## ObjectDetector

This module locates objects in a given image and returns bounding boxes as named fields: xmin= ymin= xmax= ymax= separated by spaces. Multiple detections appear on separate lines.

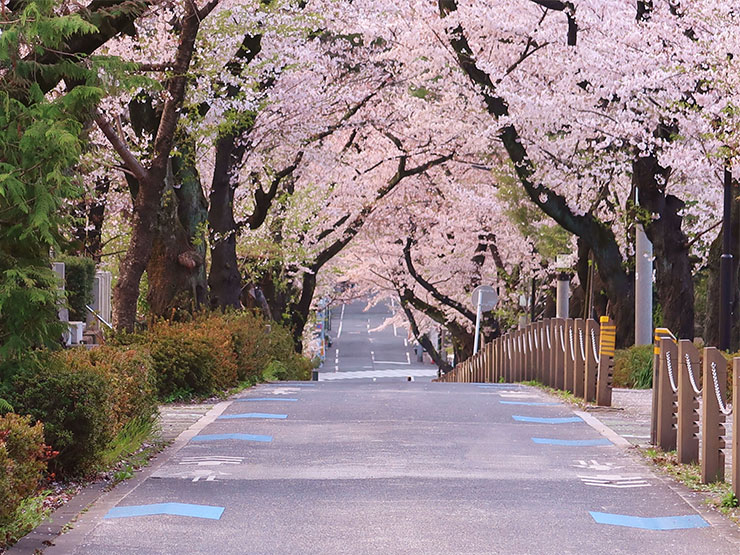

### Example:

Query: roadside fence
xmin=434 ymin=316 xmax=616 ymax=407
xmin=652 ymin=332 xmax=738 ymax=496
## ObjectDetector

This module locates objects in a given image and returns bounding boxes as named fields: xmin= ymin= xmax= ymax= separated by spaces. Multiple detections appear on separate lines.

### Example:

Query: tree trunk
xmin=208 ymin=134 xmax=244 ymax=310
xmin=73 ymin=176 xmax=110 ymax=262
xmin=113 ymin=170 xmax=165 ymax=331
xmin=633 ymin=156 xmax=694 ymax=339
xmin=399 ymin=296 xmax=452 ymax=373
xmin=704 ymin=196 xmax=740 ymax=349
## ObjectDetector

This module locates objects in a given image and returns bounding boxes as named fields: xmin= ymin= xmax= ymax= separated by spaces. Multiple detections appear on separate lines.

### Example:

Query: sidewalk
xmin=7 ymin=400 xmax=219 ymax=555
xmin=586 ymin=388 xmax=653 ymax=446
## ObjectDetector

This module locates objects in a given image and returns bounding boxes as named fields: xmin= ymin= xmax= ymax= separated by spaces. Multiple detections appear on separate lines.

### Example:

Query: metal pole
xmin=530 ymin=278 xmax=536 ymax=322
xmin=473 ymin=297 xmax=483 ymax=355
xmin=719 ymin=166 xmax=733 ymax=351
xmin=635 ymin=224 xmax=653 ymax=345
xmin=635 ymin=188 xmax=653 ymax=346
xmin=556 ymin=273 xmax=569 ymax=319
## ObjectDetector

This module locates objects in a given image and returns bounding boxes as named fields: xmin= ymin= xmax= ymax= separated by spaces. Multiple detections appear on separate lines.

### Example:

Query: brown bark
xmin=704 ymin=196 xmax=740 ymax=349
xmin=99 ymin=1 xmax=211 ymax=331
xmin=633 ymin=155 xmax=694 ymax=339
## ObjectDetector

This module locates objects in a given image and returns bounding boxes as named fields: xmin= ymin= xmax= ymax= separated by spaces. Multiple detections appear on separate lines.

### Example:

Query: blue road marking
xmin=105 ymin=503 xmax=224 ymax=520
xmin=513 ymin=416 xmax=583 ymax=424
xmin=531 ymin=437 xmax=612 ymax=446
xmin=235 ymin=398 xmax=298 ymax=402
xmin=191 ymin=433 xmax=273 ymax=442
xmin=589 ymin=511 xmax=709 ymax=530
xmin=500 ymin=401 xmax=561 ymax=406
xmin=218 ymin=413 xmax=287 ymax=419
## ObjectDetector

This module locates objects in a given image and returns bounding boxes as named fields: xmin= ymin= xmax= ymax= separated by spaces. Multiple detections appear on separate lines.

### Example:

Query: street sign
xmin=471 ymin=285 xmax=498 ymax=311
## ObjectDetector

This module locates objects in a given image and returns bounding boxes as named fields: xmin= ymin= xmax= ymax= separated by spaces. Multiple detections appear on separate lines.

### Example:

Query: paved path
xmin=44 ymin=381 xmax=739 ymax=554
xmin=34 ymin=301 xmax=740 ymax=554
xmin=320 ymin=300 xmax=438 ymax=381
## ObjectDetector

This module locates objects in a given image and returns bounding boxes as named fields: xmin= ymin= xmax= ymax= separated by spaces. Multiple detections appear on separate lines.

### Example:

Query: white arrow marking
xmin=572 ymin=459 xmax=624 ymax=471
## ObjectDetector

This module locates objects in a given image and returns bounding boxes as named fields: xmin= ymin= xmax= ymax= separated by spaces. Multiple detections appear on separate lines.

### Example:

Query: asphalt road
xmin=319 ymin=299 xmax=439 ymax=382
xmin=41 ymin=300 xmax=740 ymax=554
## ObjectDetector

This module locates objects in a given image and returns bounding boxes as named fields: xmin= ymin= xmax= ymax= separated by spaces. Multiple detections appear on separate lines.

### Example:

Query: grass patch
xmin=640 ymin=447 xmax=740 ymax=525
xmin=99 ymin=417 xmax=155 ymax=470
xmin=0 ymin=491 xmax=52 ymax=549
xmin=520 ymin=380 xmax=587 ymax=408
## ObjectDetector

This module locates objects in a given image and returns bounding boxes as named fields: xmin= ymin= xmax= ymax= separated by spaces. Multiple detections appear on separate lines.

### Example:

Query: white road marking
xmin=319 ymin=368 xmax=438 ymax=381
xmin=578 ymin=475 xmax=650 ymax=488
xmin=572 ymin=460 xmax=624 ymax=471
xmin=179 ymin=456 xmax=243 ymax=466
xmin=192 ymin=475 xmax=218 ymax=482
xmin=393 ymin=324 xmax=397 ymax=336
xmin=337 ymin=304 xmax=345 ymax=338
xmin=404 ymin=338 xmax=408 ymax=347
xmin=406 ymin=352 xmax=410 ymax=364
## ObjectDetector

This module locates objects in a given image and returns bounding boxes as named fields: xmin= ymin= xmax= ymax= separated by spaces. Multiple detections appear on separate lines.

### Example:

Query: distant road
xmin=320 ymin=299 xmax=438 ymax=381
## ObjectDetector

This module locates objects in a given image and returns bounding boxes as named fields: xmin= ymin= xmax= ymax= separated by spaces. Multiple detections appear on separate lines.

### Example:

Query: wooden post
xmin=517 ymin=330 xmax=524 ymax=381
xmin=677 ymin=340 xmax=700 ymax=464
xmin=542 ymin=319 xmax=551 ymax=386
xmin=656 ymin=338 xmax=678 ymax=452
xmin=525 ymin=326 xmax=533 ymax=381
xmin=584 ymin=318 xmax=599 ymax=402
xmin=595 ymin=316 xmax=615 ymax=406
xmin=548 ymin=319 xmax=557 ymax=388
xmin=550 ymin=318 xmax=564 ymax=389
xmin=701 ymin=347 xmax=727 ymax=484
xmin=563 ymin=318 xmax=576 ymax=393
xmin=651 ymin=327 xmax=675 ymax=445
xmin=573 ymin=319 xmax=586 ymax=399
xmin=732 ymin=358 xmax=739 ymax=498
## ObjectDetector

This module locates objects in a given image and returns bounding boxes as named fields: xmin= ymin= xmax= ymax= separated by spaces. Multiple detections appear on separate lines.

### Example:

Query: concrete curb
xmin=574 ymin=410 xmax=632 ymax=448
xmin=8 ymin=400 xmax=232 ymax=555
xmin=573 ymin=403 xmax=740 ymax=545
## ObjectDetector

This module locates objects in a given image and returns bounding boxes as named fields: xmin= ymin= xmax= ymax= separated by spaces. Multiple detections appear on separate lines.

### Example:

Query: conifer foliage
xmin=0 ymin=1 xmax=103 ymax=358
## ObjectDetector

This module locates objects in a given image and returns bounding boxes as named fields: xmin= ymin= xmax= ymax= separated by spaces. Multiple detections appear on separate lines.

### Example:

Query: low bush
xmin=613 ymin=344 xmax=653 ymax=389
xmin=56 ymin=255 xmax=96 ymax=321
xmin=10 ymin=346 xmax=158 ymax=477
xmin=56 ymin=346 xmax=158 ymax=434
xmin=147 ymin=322 xmax=220 ymax=401
xmin=11 ymin=355 xmax=113 ymax=477
xmin=0 ymin=413 xmax=50 ymax=525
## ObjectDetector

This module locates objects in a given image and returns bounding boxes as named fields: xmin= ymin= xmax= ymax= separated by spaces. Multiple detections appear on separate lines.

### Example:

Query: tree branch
xmin=93 ymin=109 xmax=148 ymax=182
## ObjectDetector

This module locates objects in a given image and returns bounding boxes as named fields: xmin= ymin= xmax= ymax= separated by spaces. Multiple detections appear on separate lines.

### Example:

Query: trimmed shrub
xmin=148 ymin=322 xmax=219 ymax=400
xmin=11 ymin=355 xmax=112 ymax=477
xmin=0 ymin=413 xmax=50 ymax=525
xmin=56 ymin=346 xmax=157 ymax=433
xmin=9 ymin=346 xmax=157 ymax=477
xmin=613 ymin=344 xmax=653 ymax=389
xmin=57 ymin=255 xmax=95 ymax=321
xmin=224 ymin=311 xmax=274 ymax=383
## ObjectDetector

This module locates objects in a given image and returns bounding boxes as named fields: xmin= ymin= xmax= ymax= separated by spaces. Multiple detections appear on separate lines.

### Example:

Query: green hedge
xmin=613 ymin=344 xmax=653 ymax=389
xmin=3 ymin=310 xmax=310 ymax=512
xmin=57 ymin=255 xmax=95 ymax=321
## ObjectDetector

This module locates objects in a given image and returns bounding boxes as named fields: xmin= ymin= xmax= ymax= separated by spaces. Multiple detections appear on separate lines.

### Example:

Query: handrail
xmin=86 ymin=305 xmax=113 ymax=330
